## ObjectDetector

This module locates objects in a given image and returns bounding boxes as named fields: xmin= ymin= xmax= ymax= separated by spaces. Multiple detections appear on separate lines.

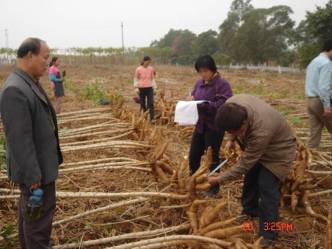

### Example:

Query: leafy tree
xmin=218 ymin=0 xmax=253 ymax=60
xmin=295 ymin=0 xmax=332 ymax=67
xmin=152 ymin=29 xmax=197 ymax=64
xmin=218 ymin=1 xmax=295 ymax=65
xmin=192 ymin=30 xmax=219 ymax=56
xmin=237 ymin=6 xmax=295 ymax=64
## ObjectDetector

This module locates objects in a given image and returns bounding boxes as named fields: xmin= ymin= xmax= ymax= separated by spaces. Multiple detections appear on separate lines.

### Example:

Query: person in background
xmin=189 ymin=55 xmax=233 ymax=195
xmin=134 ymin=56 xmax=157 ymax=121
xmin=48 ymin=56 xmax=65 ymax=114
xmin=305 ymin=40 xmax=332 ymax=149
xmin=208 ymin=94 xmax=296 ymax=247
xmin=0 ymin=38 xmax=63 ymax=249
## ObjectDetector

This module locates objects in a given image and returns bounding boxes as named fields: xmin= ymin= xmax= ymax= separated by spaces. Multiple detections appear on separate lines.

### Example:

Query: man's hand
xmin=30 ymin=182 xmax=41 ymax=190
xmin=323 ymin=107 xmax=332 ymax=117
xmin=208 ymin=174 xmax=221 ymax=186
xmin=225 ymin=140 xmax=236 ymax=151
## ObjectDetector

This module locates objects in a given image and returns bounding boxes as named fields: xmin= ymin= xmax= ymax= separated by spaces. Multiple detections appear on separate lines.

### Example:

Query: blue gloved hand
xmin=26 ymin=188 xmax=44 ymax=220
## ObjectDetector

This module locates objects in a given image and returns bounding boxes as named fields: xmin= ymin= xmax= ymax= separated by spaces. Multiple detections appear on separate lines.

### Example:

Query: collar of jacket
xmin=14 ymin=67 xmax=48 ymax=105
xmin=202 ymin=72 xmax=220 ymax=86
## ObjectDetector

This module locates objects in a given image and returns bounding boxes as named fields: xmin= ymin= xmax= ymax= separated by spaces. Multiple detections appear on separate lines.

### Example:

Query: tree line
xmin=150 ymin=0 xmax=332 ymax=68
xmin=1 ymin=0 xmax=331 ymax=68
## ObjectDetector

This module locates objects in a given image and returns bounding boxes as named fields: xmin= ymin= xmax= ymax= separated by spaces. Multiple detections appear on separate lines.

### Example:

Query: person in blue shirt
xmin=305 ymin=40 xmax=332 ymax=148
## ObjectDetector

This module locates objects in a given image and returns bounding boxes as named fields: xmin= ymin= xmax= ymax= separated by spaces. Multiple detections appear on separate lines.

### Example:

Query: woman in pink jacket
xmin=134 ymin=56 xmax=157 ymax=121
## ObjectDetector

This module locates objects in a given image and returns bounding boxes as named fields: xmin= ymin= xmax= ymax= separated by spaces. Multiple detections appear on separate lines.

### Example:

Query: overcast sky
xmin=0 ymin=0 xmax=329 ymax=49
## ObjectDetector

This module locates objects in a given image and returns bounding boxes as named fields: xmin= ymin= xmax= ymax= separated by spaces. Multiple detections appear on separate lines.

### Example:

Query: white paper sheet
xmin=174 ymin=100 xmax=205 ymax=126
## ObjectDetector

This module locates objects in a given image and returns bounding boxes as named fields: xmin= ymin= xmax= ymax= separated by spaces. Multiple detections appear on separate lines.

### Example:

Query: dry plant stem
xmin=53 ymin=198 xmax=148 ymax=226
xmin=58 ymin=115 xmax=113 ymax=124
xmin=53 ymin=224 xmax=190 ymax=249
xmin=59 ymin=121 xmax=112 ymax=135
xmin=60 ymin=164 xmax=151 ymax=174
xmin=325 ymin=208 xmax=332 ymax=249
xmin=3 ymin=198 xmax=149 ymax=241
xmin=0 ymin=191 xmax=189 ymax=200
xmin=60 ymin=131 xmax=134 ymax=146
xmin=57 ymin=107 xmax=110 ymax=117
xmin=61 ymin=157 xmax=139 ymax=167
xmin=308 ymin=190 xmax=332 ymax=197
xmin=306 ymin=170 xmax=332 ymax=175
xmin=60 ymin=129 xmax=133 ymax=140
xmin=103 ymin=235 xmax=233 ymax=249
xmin=106 ymin=241 xmax=184 ymax=249
xmin=61 ymin=140 xmax=151 ymax=152
xmin=303 ymin=190 xmax=328 ymax=223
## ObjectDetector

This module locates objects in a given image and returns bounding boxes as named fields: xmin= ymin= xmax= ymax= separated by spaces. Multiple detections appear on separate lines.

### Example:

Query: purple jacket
xmin=192 ymin=74 xmax=233 ymax=133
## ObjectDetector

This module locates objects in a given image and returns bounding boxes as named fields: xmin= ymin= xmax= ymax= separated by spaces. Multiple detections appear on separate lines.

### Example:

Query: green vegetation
xmin=295 ymin=0 xmax=332 ymax=67
xmin=0 ymin=136 xmax=6 ymax=171
xmin=150 ymin=0 xmax=332 ymax=67
xmin=0 ymin=224 xmax=15 ymax=239
xmin=81 ymin=83 xmax=107 ymax=104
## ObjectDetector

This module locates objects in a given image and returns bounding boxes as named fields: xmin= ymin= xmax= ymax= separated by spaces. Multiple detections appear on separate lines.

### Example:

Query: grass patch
xmin=0 ymin=136 xmax=6 ymax=171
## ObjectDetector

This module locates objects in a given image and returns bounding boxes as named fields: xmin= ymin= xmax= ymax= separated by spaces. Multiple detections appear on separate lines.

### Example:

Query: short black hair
xmin=17 ymin=38 xmax=45 ymax=58
xmin=143 ymin=56 xmax=151 ymax=61
xmin=141 ymin=56 xmax=152 ymax=65
xmin=195 ymin=55 xmax=217 ymax=73
xmin=322 ymin=40 xmax=332 ymax=52
xmin=215 ymin=103 xmax=248 ymax=131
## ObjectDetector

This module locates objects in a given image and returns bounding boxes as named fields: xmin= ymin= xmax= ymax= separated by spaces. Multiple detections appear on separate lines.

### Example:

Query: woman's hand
xmin=186 ymin=95 xmax=194 ymax=101
xmin=50 ymin=82 xmax=55 ymax=90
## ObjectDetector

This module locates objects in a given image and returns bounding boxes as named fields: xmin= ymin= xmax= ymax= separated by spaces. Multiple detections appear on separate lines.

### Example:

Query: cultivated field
xmin=0 ymin=64 xmax=331 ymax=249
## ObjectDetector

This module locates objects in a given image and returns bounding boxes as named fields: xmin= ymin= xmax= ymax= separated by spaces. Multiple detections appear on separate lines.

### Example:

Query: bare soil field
xmin=0 ymin=64 xmax=331 ymax=249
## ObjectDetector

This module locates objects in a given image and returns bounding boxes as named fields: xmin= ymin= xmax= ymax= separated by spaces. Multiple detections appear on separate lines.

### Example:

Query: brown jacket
xmin=219 ymin=94 xmax=296 ymax=183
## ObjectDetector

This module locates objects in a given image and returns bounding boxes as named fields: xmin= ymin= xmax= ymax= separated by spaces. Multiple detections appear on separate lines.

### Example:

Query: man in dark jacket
xmin=0 ymin=38 xmax=63 ymax=249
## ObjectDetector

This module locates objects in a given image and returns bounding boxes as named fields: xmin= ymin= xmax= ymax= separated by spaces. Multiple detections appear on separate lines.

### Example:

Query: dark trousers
xmin=189 ymin=129 xmax=224 ymax=174
xmin=19 ymin=182 xmax=56 ymax=249
xmin=242 ymin=163 xmax=280 ymax=240
xmin=139 ymin=87 xmax=154 ymax=120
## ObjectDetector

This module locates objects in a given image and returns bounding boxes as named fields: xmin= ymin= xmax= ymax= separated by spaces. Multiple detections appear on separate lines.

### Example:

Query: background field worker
xmin=305 ymin=40 xmax=332 ymax=148
xmin=0 ymin=38 xmax=63 ymax=249
xmin=208 ymin=94 xmax=296 ymax=247
xmin=134 ymin=56 xmax=157 ymax=122
xmin=48 ymin=56 xmax=66 ymax=114
xmin=189 ymin=55 xmax=233 ymax=196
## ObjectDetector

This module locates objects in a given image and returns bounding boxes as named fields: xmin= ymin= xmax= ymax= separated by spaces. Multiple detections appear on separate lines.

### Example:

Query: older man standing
xmin=0 ymin=38 xmax=63 ymax=249
xmin=305 ymin=40 xmax=332 ymax=148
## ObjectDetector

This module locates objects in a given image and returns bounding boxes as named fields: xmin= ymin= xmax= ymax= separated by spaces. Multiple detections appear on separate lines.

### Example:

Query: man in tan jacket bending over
xmin=208 ymin=94 xmax=296 ymax=247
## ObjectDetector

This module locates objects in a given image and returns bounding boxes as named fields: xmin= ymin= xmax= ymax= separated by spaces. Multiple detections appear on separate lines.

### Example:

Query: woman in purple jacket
xmin=190 ymin=55 xmax=233 ymax=195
